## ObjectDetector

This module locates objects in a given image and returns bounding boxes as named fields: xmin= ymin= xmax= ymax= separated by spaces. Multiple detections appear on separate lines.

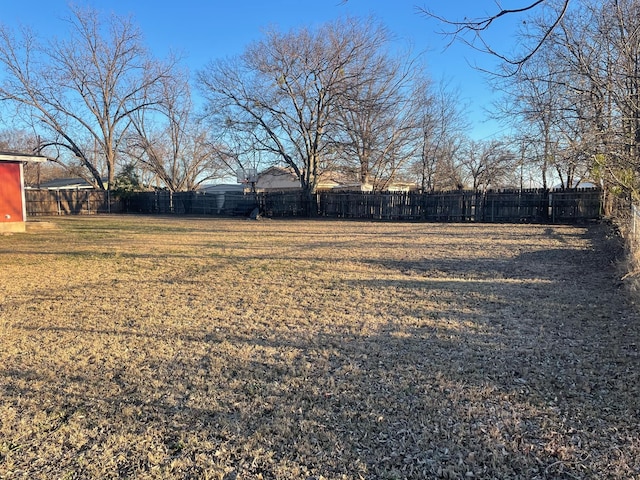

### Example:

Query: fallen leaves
xmin=0 ymin=217 xmax=639 ymax=479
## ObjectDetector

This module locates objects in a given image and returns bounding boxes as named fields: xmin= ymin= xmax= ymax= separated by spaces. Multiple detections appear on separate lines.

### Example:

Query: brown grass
xmin=1 ymin=216 xmax=639 ymax=479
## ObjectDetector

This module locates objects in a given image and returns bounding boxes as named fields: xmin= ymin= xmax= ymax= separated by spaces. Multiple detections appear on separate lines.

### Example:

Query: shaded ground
xmin=0 ymin=217 xmax=638 ymax=479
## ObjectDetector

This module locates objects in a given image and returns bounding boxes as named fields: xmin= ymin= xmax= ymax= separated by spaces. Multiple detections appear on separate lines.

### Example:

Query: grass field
xmin=1 ymin=216 xmax=639 ymax=479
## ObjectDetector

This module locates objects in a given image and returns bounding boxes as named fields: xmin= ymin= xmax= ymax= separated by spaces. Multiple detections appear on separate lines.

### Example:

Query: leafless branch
xmin=420 ymin=0 xmax=571 ymax=72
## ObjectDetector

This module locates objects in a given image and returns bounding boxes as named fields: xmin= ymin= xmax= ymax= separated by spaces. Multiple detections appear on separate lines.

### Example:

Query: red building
xmin=0 ymin=152 xmax=48 ymax=233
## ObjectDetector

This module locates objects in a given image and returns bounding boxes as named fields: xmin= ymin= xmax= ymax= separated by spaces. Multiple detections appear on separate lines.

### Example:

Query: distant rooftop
xmin=34 ymin=177 xmax=105 ymax=190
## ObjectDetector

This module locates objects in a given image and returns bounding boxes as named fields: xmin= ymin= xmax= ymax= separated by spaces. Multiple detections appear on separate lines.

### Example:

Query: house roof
xmin=0 ymin=151 xmax=48 ymax=163
xmin=552 ymin=181 xmax=598 ymax=189
xmin=258 ymin=166 xmax=297 ymax=178
xmin=256 ymin=166 xmax=343 ymax=188
xmin=198 ymin=183 xmax=245 ymax=193
xmin=35 ymin=177 xmax=105 ymax=190
xmin=254 ymin=166 xmax=418 ymax=191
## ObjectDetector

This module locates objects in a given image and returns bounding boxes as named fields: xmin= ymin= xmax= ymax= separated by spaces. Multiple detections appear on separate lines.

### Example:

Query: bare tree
xmin=411 ymin=79 xmax=469 ymax=192
xmin=0 ymin=128 xmax=56 ymax=186
xmin=334 ymin=49 xmax=423 ymax=191
xmin=197 ymin=17 xmax=395 ymax=200
xmin=497 ymin=51 xmax=562 ymax=189
xmin=0 ymin=5 xmax=178 ymax=190
xmin=126 ymin=72 xmax=228 ymax=191
xmin=458 ymin=139 xmax=515 ymax=191
xmin=503 ymin=0 xmax=640 ymax=197
xmin=587 ymin=0 xmax=640 ymax=196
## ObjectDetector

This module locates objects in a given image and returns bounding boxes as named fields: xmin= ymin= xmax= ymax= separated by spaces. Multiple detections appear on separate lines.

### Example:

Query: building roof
xmin=198 ymin=183 xmax=245 ymax=193
xmin=35 ymin=177 xmax=105 ymax=190
xmin=0 ymin=151 xmax=48 ymax=163
xmin=552 ymin=181 xmax=598 ymax=190
xmin=255 ymin=166 xmax=346 ymax=191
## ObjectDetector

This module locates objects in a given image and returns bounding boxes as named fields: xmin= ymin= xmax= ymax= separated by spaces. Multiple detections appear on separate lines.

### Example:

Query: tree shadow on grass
xmin=5 ymin=266 xmax=640 ymax=479
xmin=2 ymin=224 xmax=638 ymax=478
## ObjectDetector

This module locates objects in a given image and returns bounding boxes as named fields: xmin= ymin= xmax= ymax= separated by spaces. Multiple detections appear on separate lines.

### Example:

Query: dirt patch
xmin=1 ymin=216 xmax=638 ymax=479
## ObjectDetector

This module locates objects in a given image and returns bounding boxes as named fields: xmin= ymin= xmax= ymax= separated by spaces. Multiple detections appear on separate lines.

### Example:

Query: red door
xmin=0 ymin=162 xmax=24 ymax=222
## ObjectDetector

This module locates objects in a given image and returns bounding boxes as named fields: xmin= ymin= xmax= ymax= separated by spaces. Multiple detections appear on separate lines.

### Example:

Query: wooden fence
xmin=121 ymin=191 xmax=259 ymax=216
xmin=318 ymin=189 xmax=601 ymax=223
xmin=25 ymin=188 xmax=603 ymax=223
xmin=25 ymin=189 xmax=119 ymax=216
xmin=317 ymin=190 xmax=545 ymax=222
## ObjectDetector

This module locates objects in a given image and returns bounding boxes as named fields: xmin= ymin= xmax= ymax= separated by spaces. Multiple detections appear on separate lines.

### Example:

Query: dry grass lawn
xmin=1 ymin=216 xmax=639 ymax=479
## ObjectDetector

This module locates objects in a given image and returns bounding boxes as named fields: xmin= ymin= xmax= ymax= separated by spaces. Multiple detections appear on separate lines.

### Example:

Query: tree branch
xmin=420 ymin=0 xmax=571 ymax=72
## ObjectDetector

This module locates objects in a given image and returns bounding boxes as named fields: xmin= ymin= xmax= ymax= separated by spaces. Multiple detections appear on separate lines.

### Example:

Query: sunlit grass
xmin=0 ymin=216 xmax=638 ymax=479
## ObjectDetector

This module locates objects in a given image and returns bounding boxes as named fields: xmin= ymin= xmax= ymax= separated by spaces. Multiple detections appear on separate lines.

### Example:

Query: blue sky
xmin=1 ymin=0 xmax=523 ymax=140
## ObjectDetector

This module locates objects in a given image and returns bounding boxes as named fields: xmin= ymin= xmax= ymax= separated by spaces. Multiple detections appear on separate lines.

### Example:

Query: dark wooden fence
xmin=25 ymin=188 xmax=603 ymax=223
xmin=317 ymin=189 xmax=601 ymax=223
xmin=25 ymin=189 xmax=120 ymax=215
xmin=260 ymin=191 xmax=313 ymax=217
xmin=548 ymin=189 xmax=604 ymax=223
xmin=121 ymin=191 xmax=259 ymax=216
